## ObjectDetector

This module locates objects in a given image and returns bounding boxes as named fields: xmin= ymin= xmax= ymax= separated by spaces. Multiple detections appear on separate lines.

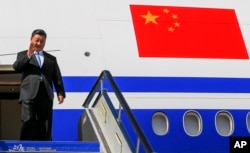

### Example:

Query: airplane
xmin=0 ymin=0 xmax=250 ymax=152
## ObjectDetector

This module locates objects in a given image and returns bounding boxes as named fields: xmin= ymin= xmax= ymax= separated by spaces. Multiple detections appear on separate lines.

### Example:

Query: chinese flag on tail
xmin=130 ymin=5 xmax=249 ymax=59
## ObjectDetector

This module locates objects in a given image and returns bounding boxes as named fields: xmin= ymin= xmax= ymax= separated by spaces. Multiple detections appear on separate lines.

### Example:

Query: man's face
xmin=30 ymin=34 xmax=46 ymax=51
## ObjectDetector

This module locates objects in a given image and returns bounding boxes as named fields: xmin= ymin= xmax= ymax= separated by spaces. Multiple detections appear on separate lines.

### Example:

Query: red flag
xmin=130 ymin=5 xmax=249 ymax=59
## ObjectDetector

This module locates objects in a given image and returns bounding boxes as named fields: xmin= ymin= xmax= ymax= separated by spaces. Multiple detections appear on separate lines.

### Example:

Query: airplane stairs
xmin=0 ymin=70 xmax=154 ymax=153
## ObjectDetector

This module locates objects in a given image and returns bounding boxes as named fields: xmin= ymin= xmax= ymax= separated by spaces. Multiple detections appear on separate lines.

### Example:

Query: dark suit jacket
xmin=13 ymin=50 xmax=66 ymax=102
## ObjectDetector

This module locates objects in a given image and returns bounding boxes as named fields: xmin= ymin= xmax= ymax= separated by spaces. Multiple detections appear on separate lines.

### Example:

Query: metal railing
xmin=82 ymin=70 xmax=154 ymax=153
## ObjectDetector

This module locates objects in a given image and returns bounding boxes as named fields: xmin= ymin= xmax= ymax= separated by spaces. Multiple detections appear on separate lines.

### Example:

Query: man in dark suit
xmin=13 ymin=29 xmax=66 ymax=140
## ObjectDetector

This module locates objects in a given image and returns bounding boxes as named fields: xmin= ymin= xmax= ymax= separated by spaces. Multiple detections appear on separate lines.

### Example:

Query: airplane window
xmin=215 ymin=111 xmax=234 ymax=136
xmin=152 ymin=112 xmax=169 ymax=136
xmin=246 ymin=112 xmax=250 ymax=133
xmin=183 ymin=111 xmax=202 ymax=136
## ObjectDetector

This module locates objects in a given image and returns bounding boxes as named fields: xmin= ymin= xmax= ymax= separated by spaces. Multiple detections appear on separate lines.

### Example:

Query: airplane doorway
xmin=0 ymin=65 xmax=21 ymax=140
xmin=0 ymin=99 xmax=21 ymax=140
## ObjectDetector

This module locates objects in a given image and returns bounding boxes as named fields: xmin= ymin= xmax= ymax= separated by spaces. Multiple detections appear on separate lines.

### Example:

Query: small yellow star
xmin=173 ymin=22 xmax=180 ymax=27
xmin=140 ymin=11 xmax=159 ymax=24
xmin=172 ymin=14 xmax=178 ymax=19
xmin=168 ymin=27 xmax=174 ymax=32
xmin=163 ymin=8 xmax=169 ymax=14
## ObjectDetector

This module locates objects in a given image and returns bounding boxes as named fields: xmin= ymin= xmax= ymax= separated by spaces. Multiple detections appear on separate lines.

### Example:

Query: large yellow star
xmin=140 ymin=11 xmax=159 ymax=24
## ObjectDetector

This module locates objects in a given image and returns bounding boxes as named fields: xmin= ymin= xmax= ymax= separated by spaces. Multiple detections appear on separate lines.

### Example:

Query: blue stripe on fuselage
xmin=62 ymin=76 xmax=250 ymax=93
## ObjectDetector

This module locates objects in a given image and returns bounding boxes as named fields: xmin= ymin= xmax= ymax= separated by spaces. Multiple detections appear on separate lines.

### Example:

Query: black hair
xmin=31 ymin=29 xmax=47 ymax=39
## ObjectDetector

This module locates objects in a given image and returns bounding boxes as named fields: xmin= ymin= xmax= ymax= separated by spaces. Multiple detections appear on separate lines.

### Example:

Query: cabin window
xmin=215 ymin=111 xmax=234 ymax=136
xmin=152 ymin=112 xmax=168 ymax=136
xmin=183 ymin=110 xmax=202 ymax=136
xmin=246 ymin=112 xmax=250 ymax=133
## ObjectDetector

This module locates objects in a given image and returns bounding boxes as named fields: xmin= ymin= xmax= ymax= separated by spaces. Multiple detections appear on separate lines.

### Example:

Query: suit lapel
xmin=29 ymin=54 xmax=40 ymax=67
xmin=42 ymin=52 xmax=49 ymax=70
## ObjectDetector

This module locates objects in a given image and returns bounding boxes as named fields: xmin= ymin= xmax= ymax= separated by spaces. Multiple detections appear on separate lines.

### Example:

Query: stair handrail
xmin=83 ymin=70 xmax=154 ymax=153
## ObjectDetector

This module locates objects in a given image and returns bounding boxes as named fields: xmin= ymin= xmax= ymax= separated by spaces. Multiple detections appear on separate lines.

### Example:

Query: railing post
xmin=100 ymin=79 xmax=103 ymax=93
xmin=117 ymin=104 xmax=122 ymax=122
xmin=136 ymin=137 xmax=140 ymax=153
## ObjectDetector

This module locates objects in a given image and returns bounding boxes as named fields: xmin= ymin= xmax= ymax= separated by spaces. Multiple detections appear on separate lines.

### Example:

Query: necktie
xmin=35 ymin=52 xmax=43 ymax=80
xmin=35 ymin=52 xmax=42 ymax=67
